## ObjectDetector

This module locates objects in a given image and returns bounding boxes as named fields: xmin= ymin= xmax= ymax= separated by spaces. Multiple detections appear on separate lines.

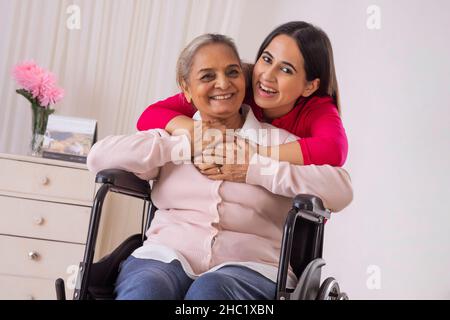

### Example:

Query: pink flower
xmin=12 ymin=60 xmax=43 ymax=95
xmin=39 ymin=85 xmax=65 ymax=106
xmin=12 ymin=60 xmax=64 ymax=107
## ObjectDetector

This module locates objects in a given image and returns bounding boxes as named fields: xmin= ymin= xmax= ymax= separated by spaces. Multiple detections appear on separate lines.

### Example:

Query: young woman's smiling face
xmin=252 ymin=34 xmax=316 ymax=119
xmin=183 ymin=43 xmax=246 ymax=121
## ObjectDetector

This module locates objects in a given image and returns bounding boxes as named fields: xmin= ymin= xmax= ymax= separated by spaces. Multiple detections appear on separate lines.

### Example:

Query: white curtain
xmin=0 ymin=0 xmax=247 ymax=155
xmin=0 ymin=0 xmax=250 ymax=258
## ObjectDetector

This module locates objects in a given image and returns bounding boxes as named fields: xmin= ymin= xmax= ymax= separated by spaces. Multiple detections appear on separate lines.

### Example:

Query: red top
xmin=137 ymin=93 xmax=348 ymax=166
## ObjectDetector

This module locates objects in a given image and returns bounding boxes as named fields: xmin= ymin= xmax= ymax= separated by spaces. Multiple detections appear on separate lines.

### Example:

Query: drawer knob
xmin=33 ymin=216 xmax=45 ymax=225
xmin=28 ymin=251 xmax=40 ymax=260
xmin=40 ymin=176 xmax=50 ymax=185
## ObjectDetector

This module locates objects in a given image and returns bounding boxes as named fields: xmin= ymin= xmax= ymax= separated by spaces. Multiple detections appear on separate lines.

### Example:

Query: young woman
xmin=136 ymin=21 xmax=348 ymax=171
xmin=87 ymin=34 xmax=353 ymax=300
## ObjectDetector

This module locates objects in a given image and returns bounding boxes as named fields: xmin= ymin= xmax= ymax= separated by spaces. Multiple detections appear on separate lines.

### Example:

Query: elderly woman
xmin=87 ymin=34 xmax=353 ymax=300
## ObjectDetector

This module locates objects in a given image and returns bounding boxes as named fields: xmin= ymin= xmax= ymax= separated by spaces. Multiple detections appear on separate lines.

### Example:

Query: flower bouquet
xmin=12 ymin=61 xmax=64 ymax=156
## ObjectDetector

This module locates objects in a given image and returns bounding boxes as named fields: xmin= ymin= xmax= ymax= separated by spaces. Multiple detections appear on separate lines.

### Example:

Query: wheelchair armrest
xmin=95 ymin=169 xmax=150 ymax=198
xmin=293 ymin=194 xmax=330 ymax=222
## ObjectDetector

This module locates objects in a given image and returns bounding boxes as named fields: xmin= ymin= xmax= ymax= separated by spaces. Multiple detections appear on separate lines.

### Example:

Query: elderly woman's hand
xmin=194 ymin=134 xmax=259 ymax=183
xmin=197 ymin=161 xmax=248 ymax=183
xmin=191 ymin=119 xmax=227 ymax=158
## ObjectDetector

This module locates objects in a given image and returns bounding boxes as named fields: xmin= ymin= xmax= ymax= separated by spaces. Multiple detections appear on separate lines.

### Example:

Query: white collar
xmin=193 ymin=104 xmax=261 ymax=140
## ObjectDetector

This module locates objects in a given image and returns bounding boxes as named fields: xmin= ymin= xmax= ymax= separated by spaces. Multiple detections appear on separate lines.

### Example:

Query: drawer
xmin=0 ymin=157 xmax=95 ymax=205
xmin=0 ymin=274 xmax=75 ymax=300
xmin=0 ymin=235 xmax=85 ymax=280
xmin=0 ymin=196 xmax=90 ymax=244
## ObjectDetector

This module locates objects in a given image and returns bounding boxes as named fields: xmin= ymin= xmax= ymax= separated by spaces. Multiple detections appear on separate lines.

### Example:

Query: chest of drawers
xmin=0 ymin=153 xmax=96 ymax=299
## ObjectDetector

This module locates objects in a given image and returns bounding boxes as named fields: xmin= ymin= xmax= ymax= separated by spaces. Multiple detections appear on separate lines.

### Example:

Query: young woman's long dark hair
xmin=256 ymin=21 xmax=341 ymax=113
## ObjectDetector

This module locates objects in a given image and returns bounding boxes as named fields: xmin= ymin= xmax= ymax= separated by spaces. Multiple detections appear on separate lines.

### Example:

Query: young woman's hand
xmin=194 ymin=134 xmax=259 ymax=183
xmin=191 ymin=120 xmax=227 ymax=158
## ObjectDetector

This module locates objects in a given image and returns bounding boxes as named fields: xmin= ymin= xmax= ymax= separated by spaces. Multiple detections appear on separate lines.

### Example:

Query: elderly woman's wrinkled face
xmin=182 ymin=43 xmax=245 ymax=121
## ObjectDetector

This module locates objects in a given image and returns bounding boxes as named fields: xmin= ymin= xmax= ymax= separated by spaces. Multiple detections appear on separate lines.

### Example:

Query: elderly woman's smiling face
xmin=182 ymin=43 xmax=246 ymax=122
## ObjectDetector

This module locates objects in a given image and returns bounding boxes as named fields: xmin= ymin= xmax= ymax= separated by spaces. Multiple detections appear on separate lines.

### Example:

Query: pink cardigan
xmin=87 ymin=107 xmax=353 ymax=285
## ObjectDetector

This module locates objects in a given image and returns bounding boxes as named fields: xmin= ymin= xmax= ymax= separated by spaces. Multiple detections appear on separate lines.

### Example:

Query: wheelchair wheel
xmin=317 ymin=277 xmax=340 ymax=300
xmin=337 ymin=292 xmax=349 ymax=300
xmin=291 ymin=258 xmax=326 ymax=300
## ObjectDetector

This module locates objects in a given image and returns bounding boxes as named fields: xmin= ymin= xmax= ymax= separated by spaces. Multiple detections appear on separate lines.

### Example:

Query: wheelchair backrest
xmin=290 ymin=218 xmax=324 ymax=279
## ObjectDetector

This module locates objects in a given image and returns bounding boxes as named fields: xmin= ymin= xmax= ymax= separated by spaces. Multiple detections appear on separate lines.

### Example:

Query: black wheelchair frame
xmin=55 ymin=169 xmax=348 ymax=300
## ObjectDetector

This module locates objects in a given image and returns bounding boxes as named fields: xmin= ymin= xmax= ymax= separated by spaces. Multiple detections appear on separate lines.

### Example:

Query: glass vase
xmin=30 ymin=103 xmax=54 ymax=157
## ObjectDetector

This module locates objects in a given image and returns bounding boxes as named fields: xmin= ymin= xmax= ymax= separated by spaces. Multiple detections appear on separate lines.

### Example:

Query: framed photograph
xmin=42 ymin=115 xmax=97 ymax=163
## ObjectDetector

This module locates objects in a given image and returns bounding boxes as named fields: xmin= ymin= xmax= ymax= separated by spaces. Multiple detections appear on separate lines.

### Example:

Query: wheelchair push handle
xmin=293 ymin=194 xmax=330 ymax=222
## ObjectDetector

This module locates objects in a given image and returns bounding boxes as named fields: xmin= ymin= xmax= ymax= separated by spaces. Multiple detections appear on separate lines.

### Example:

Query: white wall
xmin=260 ymin=0 xmax=450 ymax=299
xmin=1 ymin=0 xmax=449 ymax=299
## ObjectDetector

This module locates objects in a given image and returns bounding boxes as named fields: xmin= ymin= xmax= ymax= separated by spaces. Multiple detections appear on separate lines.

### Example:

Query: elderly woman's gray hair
xmin=176 ymin=33 xmax=242 ymax=88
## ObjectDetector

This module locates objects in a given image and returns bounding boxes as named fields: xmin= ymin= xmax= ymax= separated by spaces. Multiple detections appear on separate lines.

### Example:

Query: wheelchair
xmin=55 ymin=169 xmax=348 ymax=300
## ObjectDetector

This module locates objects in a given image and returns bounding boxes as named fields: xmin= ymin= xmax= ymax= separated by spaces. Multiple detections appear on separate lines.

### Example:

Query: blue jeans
xmin=114 ymin=256 xmax=276 ymax=300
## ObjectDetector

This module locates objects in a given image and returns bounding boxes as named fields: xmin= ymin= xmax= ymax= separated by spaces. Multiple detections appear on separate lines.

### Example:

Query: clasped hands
xmin=188 ymin=120 xmax=259 ymax=183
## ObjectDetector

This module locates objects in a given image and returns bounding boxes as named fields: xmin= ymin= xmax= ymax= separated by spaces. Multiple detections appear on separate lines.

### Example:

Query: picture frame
xmin=42 ymin=115 xmax=97 ymax=164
